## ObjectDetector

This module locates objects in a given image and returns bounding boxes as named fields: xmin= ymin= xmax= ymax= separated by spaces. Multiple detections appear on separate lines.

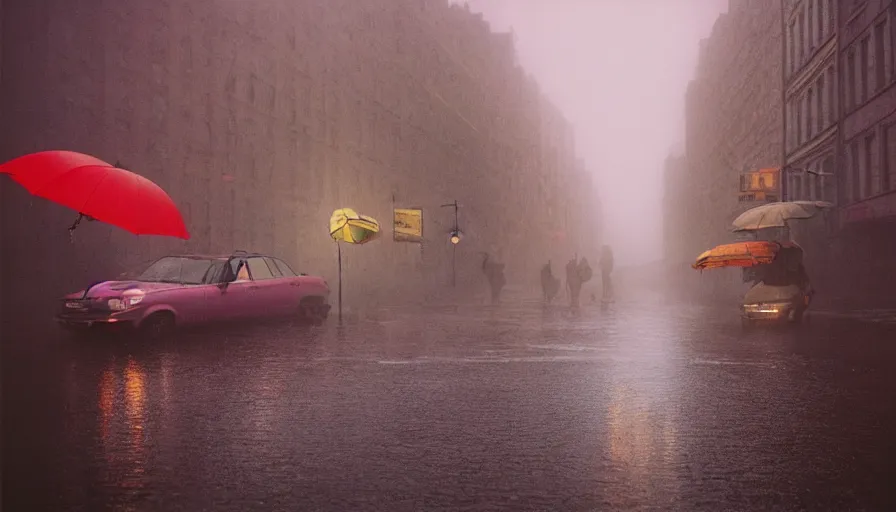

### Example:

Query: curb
xmin=810 ymin=309 xmax=896 ymax=326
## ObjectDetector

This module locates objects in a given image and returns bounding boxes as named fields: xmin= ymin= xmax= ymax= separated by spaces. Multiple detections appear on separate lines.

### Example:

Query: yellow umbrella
xmin=329 ymin=207 xmax=380 ymax=244
xmin=329 ymin=208 xmax=381 ymax=322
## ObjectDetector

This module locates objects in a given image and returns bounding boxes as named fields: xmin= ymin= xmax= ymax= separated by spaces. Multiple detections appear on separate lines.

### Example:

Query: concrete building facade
xmin=0 ymin=0 xmax=597 ymax=324
xmin=832 ymin=0 xmax=896 ymax=306
xmin=672 ymin=0 xmax=784 ymax=301
xmin=781 ymin=0 xmax=840 ymax=298
xmin=782 ymin=0 xmax=896 ymax=306
xmin=783 ymin=0 xmax=839 ymax=204
xmin=669 ymin=0 xmax=896 ymax=308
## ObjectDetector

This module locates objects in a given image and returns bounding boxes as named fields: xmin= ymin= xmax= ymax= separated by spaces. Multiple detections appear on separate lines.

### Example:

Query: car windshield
xmin=138 ymin=257 xmax=215 ymax=285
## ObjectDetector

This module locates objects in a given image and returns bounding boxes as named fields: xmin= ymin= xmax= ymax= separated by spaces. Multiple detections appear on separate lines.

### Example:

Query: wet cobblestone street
xmin=3 ymin=294 xmax=896 ymax=511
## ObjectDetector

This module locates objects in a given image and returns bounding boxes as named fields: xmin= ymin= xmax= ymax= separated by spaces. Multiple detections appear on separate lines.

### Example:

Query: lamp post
xmin=441 ymin=200 xmax=460 ymax=287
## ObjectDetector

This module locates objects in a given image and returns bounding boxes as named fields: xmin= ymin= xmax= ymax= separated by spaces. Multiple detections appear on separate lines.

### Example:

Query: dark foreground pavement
xmin=3 ymin=294 xmax=896 ymax=511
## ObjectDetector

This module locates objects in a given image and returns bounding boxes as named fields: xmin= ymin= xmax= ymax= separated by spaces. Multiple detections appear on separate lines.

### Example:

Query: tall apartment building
xmin=834 ymin=0 xmax=896 ymax=305
xmin=676 ymin=0 xmax=784 ymax=300
xmin=781 ymin=0 xmax=896 ymax=305
xmin=783 ymin=0 xmax=839 ymax=203
xmin=0 ymin=0 xmax=596 ymax=322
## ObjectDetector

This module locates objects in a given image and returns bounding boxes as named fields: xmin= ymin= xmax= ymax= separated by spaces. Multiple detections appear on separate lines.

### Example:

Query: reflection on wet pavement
xmin=3 ymin=296 xmax=896 ymax=510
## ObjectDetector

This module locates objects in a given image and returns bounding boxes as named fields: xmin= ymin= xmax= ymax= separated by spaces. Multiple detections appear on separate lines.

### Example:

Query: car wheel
xmin=60 ymin=324 xmax=92 ymax=341
xmin=140 ymin=312 xmax=176 ymax=341
xmin=298 ymin=297 xmax=327 ymax=325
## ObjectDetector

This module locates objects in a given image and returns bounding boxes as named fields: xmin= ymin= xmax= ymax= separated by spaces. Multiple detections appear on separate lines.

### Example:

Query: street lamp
xmin=441 ymin=200 xmax=460 ymax=287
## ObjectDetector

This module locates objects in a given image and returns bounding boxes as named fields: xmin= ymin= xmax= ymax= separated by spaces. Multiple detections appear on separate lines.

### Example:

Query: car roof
xmin=160 ymin=252 xmax=273 ymax=261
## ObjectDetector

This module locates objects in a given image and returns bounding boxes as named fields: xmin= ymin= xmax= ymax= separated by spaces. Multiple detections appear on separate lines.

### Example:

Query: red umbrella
xmin=0 ymin=150 xmax=190 ymax=239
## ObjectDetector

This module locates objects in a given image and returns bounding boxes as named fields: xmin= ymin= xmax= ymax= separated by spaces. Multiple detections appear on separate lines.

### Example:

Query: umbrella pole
xmin=338 ymin=242 xmax=343 ymax=324
xmin=68 ymin=213 xmax=85 ymax=243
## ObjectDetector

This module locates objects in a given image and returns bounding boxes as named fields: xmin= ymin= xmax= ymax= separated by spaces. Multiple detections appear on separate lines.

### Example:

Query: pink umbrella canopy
xmin=0 ymin=150 xmax=190 ymax=239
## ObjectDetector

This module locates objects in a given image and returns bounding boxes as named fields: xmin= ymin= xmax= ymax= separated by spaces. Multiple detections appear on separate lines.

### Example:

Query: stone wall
xmin=0 ymin=0 xmax=595 ymax=325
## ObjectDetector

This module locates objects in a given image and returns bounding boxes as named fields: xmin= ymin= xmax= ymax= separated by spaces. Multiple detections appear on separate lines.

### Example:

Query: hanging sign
xmin=393 ymin=208 xmax=423 ymax=242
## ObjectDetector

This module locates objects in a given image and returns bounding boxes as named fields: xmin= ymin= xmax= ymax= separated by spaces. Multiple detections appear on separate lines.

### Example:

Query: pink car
xmin=56 ymin=251 xmax=331 ymax=339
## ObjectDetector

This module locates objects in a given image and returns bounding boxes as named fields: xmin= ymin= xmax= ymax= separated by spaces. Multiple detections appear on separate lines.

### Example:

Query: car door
xmin=263 ymin=256 xmax=305 ymax=315
xmin=268 ymin=257 xmax=306 ymax=312
xmin=245 ymin=257 xmax=293 ymax=318
xmin=206 ymin=258 xmax=256 ymax=321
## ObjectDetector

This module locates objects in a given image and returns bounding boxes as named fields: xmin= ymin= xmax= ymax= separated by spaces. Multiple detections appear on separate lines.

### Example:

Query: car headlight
xmin=744 ymin=302 xmax=791 ymax=314
xmin=108 ymin=293 xmax=144 ymax=311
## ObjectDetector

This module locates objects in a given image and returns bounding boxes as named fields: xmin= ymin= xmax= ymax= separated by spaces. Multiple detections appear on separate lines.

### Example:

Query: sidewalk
xmin=810 ymin=308 xmax=896 ymax=326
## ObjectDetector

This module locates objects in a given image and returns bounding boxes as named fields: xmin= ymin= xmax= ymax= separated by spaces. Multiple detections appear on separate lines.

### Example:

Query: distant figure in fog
xmin=566 ymin=257 xmax=582 ymax=307
xmin=482 ymin=253 xmax=506 ymax=304
xmin=600 ymin=245 xmax=614 ymax=301
xmin=578 ymin=257 xmax=593 ymax=287
xmin=540 ymin=260 xmax=561 ymax=304
xmin=566 ymin=256 xmax=593 ymax=307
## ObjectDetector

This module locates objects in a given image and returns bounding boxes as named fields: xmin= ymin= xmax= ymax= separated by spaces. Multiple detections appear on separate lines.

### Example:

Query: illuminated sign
xmin=393 ymin=208 xmax=423 ymax=242
xmin=738 ymin=167 xmax=780 ymax=203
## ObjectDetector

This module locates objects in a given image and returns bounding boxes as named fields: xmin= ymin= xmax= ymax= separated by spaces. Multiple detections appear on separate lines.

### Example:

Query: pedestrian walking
xmin=566 ymin=257 xmax=583 ymax=307
xmin=482 ymin=253 xmax=506 ymax=304
xmin=540 ymin=260 xmax=561 ymax=304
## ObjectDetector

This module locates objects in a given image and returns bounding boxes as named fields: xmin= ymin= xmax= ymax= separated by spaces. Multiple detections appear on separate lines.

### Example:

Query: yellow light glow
xmin=450 ymin=235 xmax=460 ymax=244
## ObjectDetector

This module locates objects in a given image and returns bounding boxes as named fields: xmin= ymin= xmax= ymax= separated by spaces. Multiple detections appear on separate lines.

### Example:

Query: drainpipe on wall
xmin=780 ymin=0 xmax=789 ymax=203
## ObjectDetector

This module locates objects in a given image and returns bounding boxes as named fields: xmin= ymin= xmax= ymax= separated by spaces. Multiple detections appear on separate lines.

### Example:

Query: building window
xmin=796 ymin=96 xmax=803 ymax=145
xmin=847 ymin=49 xmax=857 ymax=109
xmin=788 ymin=21 xmax=797 ymax=75
xmin=849 ymin=140 xmax=860 ymax=203
xmin=816 ymin=0 xmax=824 ymax=42
xmin=864 ymin=132 xmax=877 ymax=198
xmin=821 ymin=156 xmax=836 ymax=203
xmin=812 ymin=163 xmax=822 ymax=200
xmin=860 ymin=36 xmax=870 ymax=104
xmin=806 ymin=88 xmax=815 ymax=139
xmin=798 ymin=11 xmax=806 ymax=62
xmin=808 ymin=1 xmax=816 ymax=49
xmin=885 ymin=124 xmax=896 ymax=192
xmin=816 ymin=75 xmax=825 ymax=132
xmin=827 ymin=0 xmax=840 ymax=34
xmin=827 ymin=67 xmax=836 ymax=122
xmin=875 ymin=21 xmax=886 ymax=92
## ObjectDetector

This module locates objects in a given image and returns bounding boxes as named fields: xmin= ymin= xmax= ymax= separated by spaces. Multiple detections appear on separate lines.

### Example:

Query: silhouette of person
xmin=482 ymin=253 xmax=506 ymax=304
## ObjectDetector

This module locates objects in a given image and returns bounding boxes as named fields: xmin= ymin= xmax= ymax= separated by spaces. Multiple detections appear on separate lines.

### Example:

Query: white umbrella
xmin=731 ymin=201 xmax=833 ymax=232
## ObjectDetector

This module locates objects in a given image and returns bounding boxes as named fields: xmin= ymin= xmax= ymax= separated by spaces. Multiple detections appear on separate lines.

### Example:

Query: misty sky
xmin=466 ymin=0 xmax=727 ymax=266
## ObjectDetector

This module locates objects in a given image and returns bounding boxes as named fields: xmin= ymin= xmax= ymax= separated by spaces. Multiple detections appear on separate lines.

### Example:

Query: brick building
xmin=0 ymin=0 xmax=597 ymax=324
xmin=671 ymin=0 xmax=784 ymax=301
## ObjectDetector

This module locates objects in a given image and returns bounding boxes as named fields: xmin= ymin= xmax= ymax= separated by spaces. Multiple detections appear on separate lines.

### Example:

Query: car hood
xmin=65 ymin=280 xmax=182 ymax=299
xmin=743 ymin=282 xmax=801 ymax=305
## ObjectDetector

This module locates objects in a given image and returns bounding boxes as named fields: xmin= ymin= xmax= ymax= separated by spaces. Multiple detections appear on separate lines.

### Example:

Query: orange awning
xmin=692 ymin=241 xmax=781 ymax=270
